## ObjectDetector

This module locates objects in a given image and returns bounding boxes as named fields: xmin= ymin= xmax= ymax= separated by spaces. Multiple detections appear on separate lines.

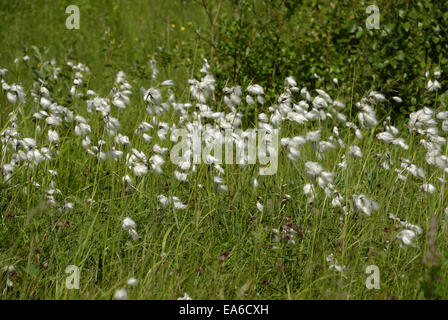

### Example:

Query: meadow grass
xmin=0 ymin=0 xmax=447 ymax=300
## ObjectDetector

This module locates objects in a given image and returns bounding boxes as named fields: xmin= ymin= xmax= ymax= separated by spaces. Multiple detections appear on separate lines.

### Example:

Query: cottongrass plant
xmin=0 ymin=55 xmax=447 ymax=299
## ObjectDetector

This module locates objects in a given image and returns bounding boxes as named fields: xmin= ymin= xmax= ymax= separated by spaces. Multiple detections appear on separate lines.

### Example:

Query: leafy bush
xmin=205 ymin=0 xmax=448 ymax=118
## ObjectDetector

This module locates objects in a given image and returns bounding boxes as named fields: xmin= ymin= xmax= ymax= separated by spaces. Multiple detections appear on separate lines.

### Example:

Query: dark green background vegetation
xmin=1 ymin=0 xmax=447 ymax=119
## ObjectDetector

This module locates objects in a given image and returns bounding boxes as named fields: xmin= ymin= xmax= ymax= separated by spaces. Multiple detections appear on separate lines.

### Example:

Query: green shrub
xmin=204 ymin=0 xmax=448 ymax=118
